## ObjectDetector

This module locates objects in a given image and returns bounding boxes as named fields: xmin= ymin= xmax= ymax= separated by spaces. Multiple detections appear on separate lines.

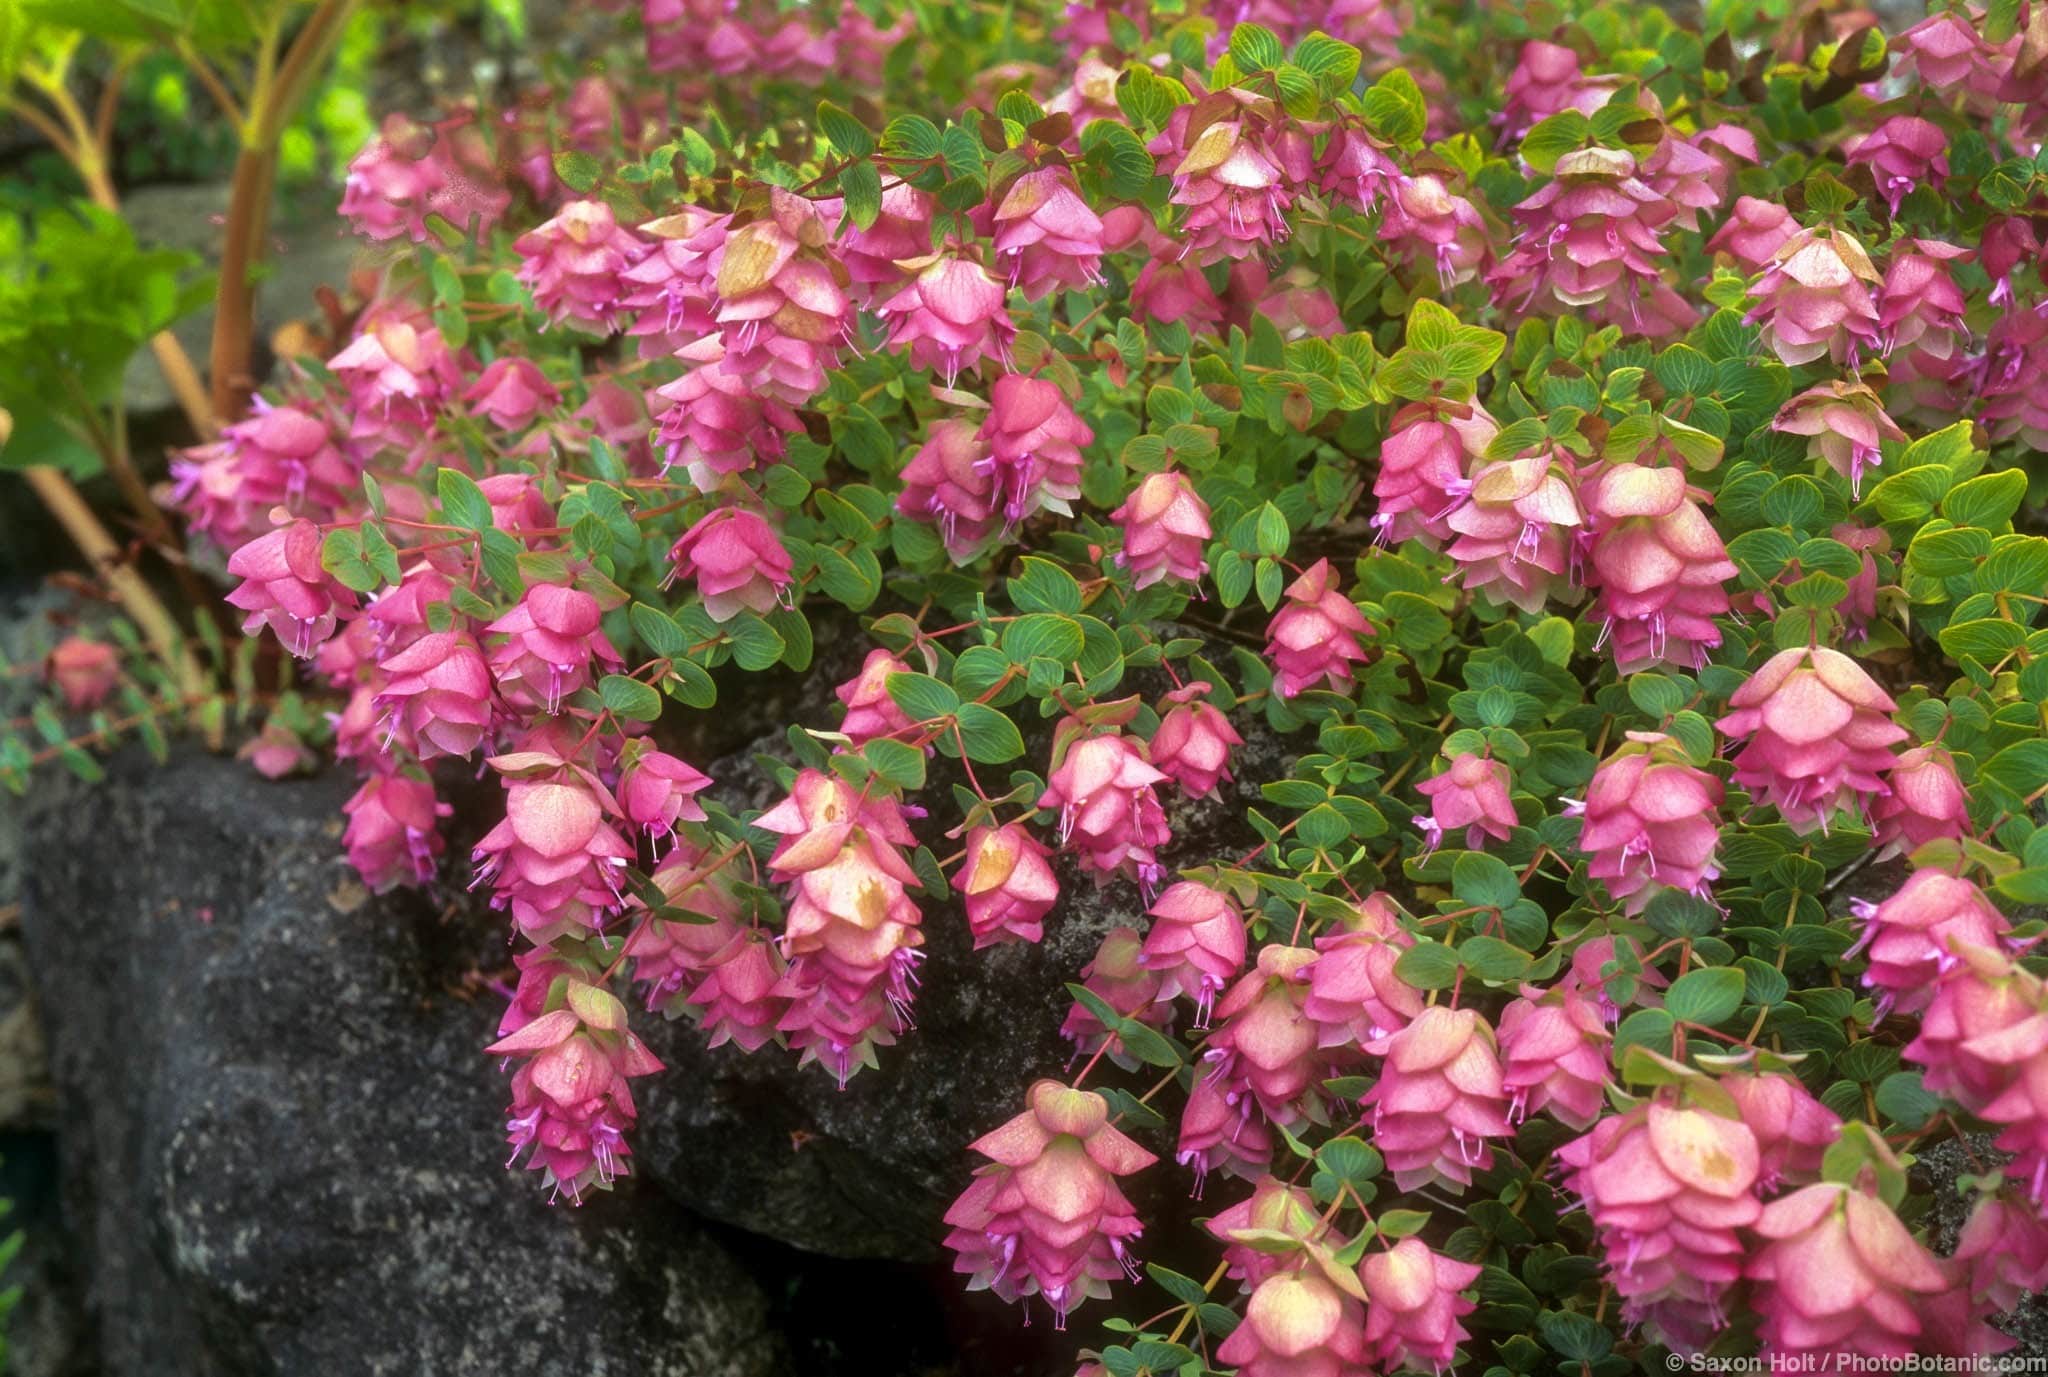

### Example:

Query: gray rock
xmin=18 ymin=747 xmax=783 ymax=1377
xmin=1913 ymin=1135 xmax=2048 ymax=1357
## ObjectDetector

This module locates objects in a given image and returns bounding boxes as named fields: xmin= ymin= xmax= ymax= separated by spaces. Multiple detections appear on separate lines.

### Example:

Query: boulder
xmin=20 ymin=748 xmax=784 ymax=1377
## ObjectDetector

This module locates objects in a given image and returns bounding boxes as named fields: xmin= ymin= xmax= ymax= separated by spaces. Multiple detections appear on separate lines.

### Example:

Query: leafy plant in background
xmin=7 ymin=0 xmax=2048 ymax=1371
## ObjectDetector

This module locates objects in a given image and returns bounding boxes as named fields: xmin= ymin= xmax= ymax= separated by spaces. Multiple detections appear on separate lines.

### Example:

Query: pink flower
xmin=1872 ymin=744 xmax=1971 ymax=859
xmin=874 ymin=249 xmax=1015 ymax=385
xmin=1176 ymin=1076 xmax=1273 ymax=1194
xmin=1370 ymin=403 xmax=1494 ymax=549
xmin=177 ymin=400 xmax=357 ymax=546
xmin=1062 ymin=926 xmax=1171 ymax=1070
xmin=1877 ymin=239 xmax=1970 ymax=359
xmin=1318 ymin=122 xmax=1401 ymax=215
xmin=834 ymin=183 xmax=935 ymax=302
xmin=1265 ymin=558 xmax=1373 ymax=698
xmin=1359 ymin=1238 xmax=1480 ymax=1372
xmin=897 ymin=417 xmax=1001 ymax=564
xmin=942 ymin=1080 xmax=1156 ymax=1325
xmin=617 ymin=745 xmax=711 ymax=842
xmin=1705 ymin=195 xmax=1797 ymax=271
xmin=978 ymin=374 xmax=1091 ymax=527
xmin=514 ymin=200 xmax=647 ymax=335
xmin=955 ymin=822 xmax=1061 ymax=947
xmin=1583 ymin=462 xmax=1737 ymax=672
xmin=1380 ymin=173 xmax=1490 ymax=288
xmin=1039 ymin=731 xmax=1172 ymax=889
xmin=1748 ymin=1183 xmax=1950 ymax=1362
xmin=625 ymin=843 xmax=745 ymax=1006
xmin=1138 ymin=881 xmax=1246 ymax=1027
xmin=1644 ymin=130 xmax=1748 ymax=232
xmin=667 ymin=506 xmax=793 ymax=622
xmin=1771 ymin=379 xmax=1906 ymax=498
xmin=1414 ymin=751 xmax=1517 ymax=852
xmin=1976 ymin=301 xmax=2048 ymax=452
xmin=225 ymin=519 xmax=357 ymax=658
xmin=46 ymin=637 xmax=119 ymax=711
xmin=1148 ymin=684 xmax=1242 ymax=799
xmin=621 ymin=206 xmax=728 ymax=354
xmin=1905 ymin=940 xmax=2041 ymax=1128
xmin=1497 ymin=40 xmax=1593 ymax=141
xmin=755 ymin=770 xmax=925 ymax=1083
xmin=710 ymin=193 xmax=855 ymax=404
xmin=1204 ymin=947 xmax=1334 ymax=1134
xmin=1362 ymin=1006 xmax=1511 ymax=1192
xmin=1302 ymin=895 xmax=1424 ymax=1047
xmin=1129 ymin=256 xmax=1227 ymax=331
xmin=1720 ymin=1073 xmax=1842 ymax=1190
xmin=992 ymin=167 xmax=1106 ymax=300
xmin=1567 ymin=730 xmax=1723 ymax=914
xmin=479 ymin=473 xmax=558 ymax=539
xmin=1204 ymin=1177 xmax=1334 ymax=1286
xmin=1558 ymin=1097 xmax=1762 ymax=1351
xmin=471 ymin=753 xmax=636 ymax=941
xmin=1745 ymin=226 xmax=1883 ymax=367
xmin=1714 ymin=646 xmax=1906 ymax=834
xmin=490 ymin=994 xmax=663 ymax=1203
xmin=1846 ymin=116 xmax=1949 ymax=216
xmin=1950 ymin=1189 xmax=2048 ymax=1313
xmin=1488 ymin=147 xmax=1697 ymax=339
xmin=1498 ymin=985 xmax=1611 ymax=1129
xmin=462 ymin=356 xmax=559 ymax=430
xmin=342 ymin=770 xmax=451 ymax=892
xmin=1444 ymin=449 xmax=1584 ymax=614
xmin=1228 ymin=262 xmax=1342 ymax=341
xmin=484 ymin=583 xmax=624 ymax=713
xmin=1213 ymin=1269 xmax=1368 ymax=1377
xmin=1982 ymin=216 xmax=2039 ymax=307
xmin=1897 ymin=10 xmax=2011 ymax=112
xmin=1152 ymin=99 xmax=1308 ymax=263
xmin=340 ymin=114 xmax=509 ymax=244
xmin=685 ymin=928 xmax=788 ymax=1051
xmin=653 ymin=344 xmax=804 ymax=493
xmin=327 ymin=315 xmax=466 ymax=442
xmin=1110 ymin=470 xmax=1211 ymax=589
xmin=833 ymin=648 xmax=916 ymax=746
xmin=375 ymin=630 xmax=494 ymax=760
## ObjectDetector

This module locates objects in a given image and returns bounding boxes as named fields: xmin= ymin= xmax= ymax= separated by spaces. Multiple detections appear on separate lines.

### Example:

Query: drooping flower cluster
xmin=944 ymin=1080 xmax=1155 ymax=1327
xmin=1714 ymin=646 xmax=1905 ymax=834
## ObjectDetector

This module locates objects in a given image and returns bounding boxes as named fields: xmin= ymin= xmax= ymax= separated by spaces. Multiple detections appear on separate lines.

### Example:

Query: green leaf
xmin=1452 ymin=850 xmax=1521 ymax=909
xmin=1293 ymin=31 xmax=1362 ymax=90
xmin=816 ymin=101 xmax=876 ymax=157
xmin=1460 ymin=935 xmax=1533 ymax=982
xmin=1519 ymin=110 xmax=1591 ymax=174
xmin=552 ymin=150 xmax=601 ymax=194
xmin=864 ymin=737 xmax=926 ymax=790
xmin=727 ymin=613 xmax=786 ymax=671
xmin=631 ymin=603 xmax=690 ymax=658
xmin=887 ymin=672 xmax=960 ymax=723
xmin=1874 ymin=1071 xmax=1938 ymax=1128
xmin=1393 ymin=940 xmax=1461 ymax=990
xmin=1008 ymin=557 xmax=1084 ymax=614
xmin=1664 ymin=967 xmax=1745 ymax=1027
xmin=956 ymin=703 xmax=1024 ymax=762
xmin=1002 ymin=613 xmax=1086 ymax=665
xmin=1942 ymin=468 xmax=2028 ymax=530
xmin=600 ymin=675 xmax=662 ymax=722
xmin=437 ymin=469 xmax=493 ymax=532
xmin=1315 ymin=1136 xmax=1383 ymax=1187
xmin=837 ymin=160 xmax=883 ymax=231
xmin=1362 ymin=68 xmax=1426 ymax=145
xmin=1080 ymin=120 xmax=1155 ymax=201
xmin=1228 ymin=22 xmax=1285 ymax=70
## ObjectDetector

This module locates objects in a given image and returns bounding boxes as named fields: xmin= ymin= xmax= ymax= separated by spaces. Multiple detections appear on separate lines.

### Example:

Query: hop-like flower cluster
xmin=1138 ymin=880 xmax=1246 ymax=1027
xmin=755 ymin=769 xmax=926 ymax=1084
xmin=1147 ymin=683 xmax=1242 ymax=799
xmin=1110 ymin=470 xmax=1211 ymax=589
xmin=1362 ymin=1006 xmax=1512 ymax=1192
xmin=1151 ymin=95 xmax=1308 ymax=263
xmin=1714 ymin=646 xmax=1905 ymax=834
xmin=1566 ymin=730 xmax=1723 ymax=913
xmin=1265 ymin=559 xmax=1374 ymax=698
xmin=1581 ymin=461 xmax=1736 ymax=672
xmin=1748 ymin=1182 xmax=1950 ymax=1362
xmin=944 ymin=1080 xmax=1156 ymax=1326
xmin=1559 ymin=1096 xmax=1762 ymax=1351
xmin=954 ymin=822 xmax=1061 ymax=948
xmin=1039 ymin=730 xmax=1172 ymax=890
xmin=1414 ymin=750 xmax=1517 ymax=853
xmin=1445 ymin=448 xmax=1584 ymax=614
xmin=1849 ymin=869 xmax=2010 ymax=1020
